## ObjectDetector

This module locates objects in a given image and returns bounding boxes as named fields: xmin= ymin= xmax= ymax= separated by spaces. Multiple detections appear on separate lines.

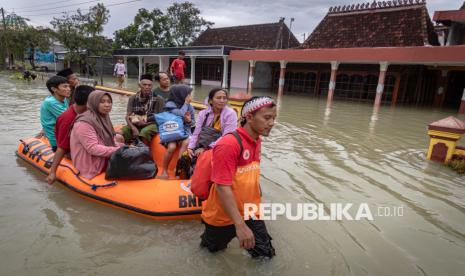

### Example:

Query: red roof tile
xmin=192 ymin=21 xmax=300 ymax=49
xmin=302 ymin=0 xmax=439 ymax=48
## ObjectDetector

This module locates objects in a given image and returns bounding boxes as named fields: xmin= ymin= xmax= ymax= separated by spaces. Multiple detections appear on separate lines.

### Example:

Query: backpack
xmin=190 ymin=131 xmax=243 ymax=200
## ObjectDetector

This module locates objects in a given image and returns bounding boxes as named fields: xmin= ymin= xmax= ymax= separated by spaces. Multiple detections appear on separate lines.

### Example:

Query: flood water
xmin=1 ymin=73 xmax=465 ymax=275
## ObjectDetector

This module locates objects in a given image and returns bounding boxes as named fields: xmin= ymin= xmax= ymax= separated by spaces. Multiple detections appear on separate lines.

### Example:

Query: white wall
xmin=230 ymin=60 xmax=249 ymax=89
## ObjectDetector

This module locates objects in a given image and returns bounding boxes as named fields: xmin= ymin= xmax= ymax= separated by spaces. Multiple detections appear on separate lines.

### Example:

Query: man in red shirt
xmin=170 ymin=50 xmax=186 ymax=84
xmin=200 ymin=96 xmax=277 ymax=258
xmin=46 ymin=85 xmax=95 ymax=184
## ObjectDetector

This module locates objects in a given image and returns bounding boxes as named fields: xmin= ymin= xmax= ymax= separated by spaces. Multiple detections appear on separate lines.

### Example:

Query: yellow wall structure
xmin=427 ymin=129 xmax=463 ymax=163
xmin=454 ymin=148 xmax=465 ymax=156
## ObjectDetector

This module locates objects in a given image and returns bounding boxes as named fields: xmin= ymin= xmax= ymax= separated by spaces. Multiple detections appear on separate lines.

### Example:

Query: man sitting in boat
xmin=153 ymin=72 xmax=171 ymax=101
xmin=121 ymin=74 xmax=165 ymax=144
xmin=57 ymin=68 xmax=79 ymax=104
xmin=46 ymin=85 xmax=95 ymax=184
xmin=40 ymin=76 xmax=71 ymax=152
xmin=70 ymin=91 xmax=125 ymax=179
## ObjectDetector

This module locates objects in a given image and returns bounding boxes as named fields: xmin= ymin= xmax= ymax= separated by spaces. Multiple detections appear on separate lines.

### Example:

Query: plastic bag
xmin=155 ymin=111 xmax=188 ymax=144
xmin=105 ymin=140 xmax=157 ymax=180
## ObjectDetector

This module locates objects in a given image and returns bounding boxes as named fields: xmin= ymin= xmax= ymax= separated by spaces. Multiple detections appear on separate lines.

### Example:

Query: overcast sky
xmin=2 ymin=0 xmax=462 ymax=42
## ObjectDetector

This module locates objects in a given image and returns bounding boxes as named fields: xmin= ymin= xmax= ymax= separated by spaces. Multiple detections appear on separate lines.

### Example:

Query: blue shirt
xmin=40 ymin=96 xmax=69 ymax=147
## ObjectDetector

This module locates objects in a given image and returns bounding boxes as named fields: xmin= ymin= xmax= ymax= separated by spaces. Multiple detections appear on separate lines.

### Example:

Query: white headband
xmin=241 ymin=97 xmax=275 ymax=118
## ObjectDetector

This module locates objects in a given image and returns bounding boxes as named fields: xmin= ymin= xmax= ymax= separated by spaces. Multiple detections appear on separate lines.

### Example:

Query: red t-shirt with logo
xmin=201 ymin=127 xmax=262 ymax=226
xmin=55 ymin=106 xmax=77 ymax=151
xmin=171 ymin=59 xmax=186 ymax=80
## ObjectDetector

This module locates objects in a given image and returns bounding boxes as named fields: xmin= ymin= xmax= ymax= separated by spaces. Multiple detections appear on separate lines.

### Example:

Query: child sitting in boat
xmin=40 ymin=76 xmax=71 ymax=152
xmin=70 ymin=91 xmax=125 ymax=179
xmin=158 ymin=85 xmax=195 ymax=179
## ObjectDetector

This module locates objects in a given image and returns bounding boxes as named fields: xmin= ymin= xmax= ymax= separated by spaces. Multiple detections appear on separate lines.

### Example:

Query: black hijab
xmin=168 ymin=85 xmax=192 ymax=108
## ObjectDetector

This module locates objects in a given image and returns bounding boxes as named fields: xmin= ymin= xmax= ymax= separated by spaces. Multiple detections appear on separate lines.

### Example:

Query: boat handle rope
xmin=20 ymin=139 xmax=117 ymax=191
xmin=58 ymin=164 xmax=117 ymax=191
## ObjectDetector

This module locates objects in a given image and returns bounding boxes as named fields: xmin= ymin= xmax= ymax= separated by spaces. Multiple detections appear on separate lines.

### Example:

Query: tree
xmin=24 ymin=27 xmax=53 ymax=68
xmin=113 ymin=8 xmax=173 ymax=49
xmin=50 ymin=4 xmax=111 ymax=71
xmin=113 ymin=2 xmax=212 ymax=48
xmin=1 ymin=12 xmax=51 ymax=68
xmin=166 ymin=2 xmax=213 ymax=46
xmin=84 ymin=3 xmax=110 ymax=37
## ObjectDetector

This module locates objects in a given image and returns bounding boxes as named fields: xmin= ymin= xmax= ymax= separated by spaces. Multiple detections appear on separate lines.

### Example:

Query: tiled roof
xmin=192 ymin=21 xmax=300 ymax=49
xmin=302 ymin=0 xmax=439 ymax=48
xmin=429 ymin=116 xmax=465 ymax=134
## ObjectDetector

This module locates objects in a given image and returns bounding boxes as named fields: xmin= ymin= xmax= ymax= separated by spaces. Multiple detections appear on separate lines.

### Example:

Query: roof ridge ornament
xmin=327 ymin=0 xmax=425 ymax=14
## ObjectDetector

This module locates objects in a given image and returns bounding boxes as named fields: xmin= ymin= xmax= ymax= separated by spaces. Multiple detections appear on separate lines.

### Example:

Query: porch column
xmin=158 ymin=56 xmax=164 ymax=73
xmin=222 ymin=56 xmax=229 ymax=89
xmin=434 ymin=70 xmax=448 ymax=107
xmin=327 ymin=61 xmax=339 ymax=104
xmin=459 ymin=89 xmax=465 ymax=114
xmin=391 ymin=73 xmax=401 ymax=106
xmin=277 ymin=60 xmax=287 ymax=98
xmin=374 ymin=62 xmax=389 ymax=107
xmin=190 ymin=56 xmax=196 ymax=86
xmin=123 ymin=56 xmax=128 ymax=81
xmin=247 ymin=60 xmax=256 ymax=94
xmin=138 ymin=56 xmax=143 ymax=81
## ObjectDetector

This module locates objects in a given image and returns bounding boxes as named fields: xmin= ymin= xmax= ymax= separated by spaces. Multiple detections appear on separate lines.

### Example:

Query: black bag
xmin=105 ymin=140 xmax=157 ymax=180
xmin=197 ymin=113 xmax=222 ymax=149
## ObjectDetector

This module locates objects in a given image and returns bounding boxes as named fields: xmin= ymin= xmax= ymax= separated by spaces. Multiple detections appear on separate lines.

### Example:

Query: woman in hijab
xmin=159 ymin=84 xmax=195 ymax=179
xmin=70 ymin=90 xmax=124 ymax=179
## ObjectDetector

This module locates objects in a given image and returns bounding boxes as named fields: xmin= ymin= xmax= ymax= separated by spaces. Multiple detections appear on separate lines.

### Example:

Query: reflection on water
xmin=1 ymin=73 xmax=465 ymax=275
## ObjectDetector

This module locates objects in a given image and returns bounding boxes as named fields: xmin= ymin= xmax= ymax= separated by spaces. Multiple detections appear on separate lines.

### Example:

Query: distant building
xmin=113 ymin=19 xmax=299 ymax=88
xmin=229 ymin=0 xmax=465 ymax=110
xmin=434 ymin=2 xmax=465 ymax=45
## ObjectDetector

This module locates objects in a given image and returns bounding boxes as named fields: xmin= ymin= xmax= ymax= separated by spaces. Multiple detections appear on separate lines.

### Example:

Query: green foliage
xmin=50 ymin=4 xmax=111 ymax=65
xmin=113 ymin=2 xmax=212 ymax=49
xmin=166 ymin=2 xmax=213 ymax=46
xmin=114 ymin=8 xmax=172 ymax=48
xmin=0 ymin=13 xmax=52 ymax=68
xmin=446 ymin=156 xmax=465 ymax=174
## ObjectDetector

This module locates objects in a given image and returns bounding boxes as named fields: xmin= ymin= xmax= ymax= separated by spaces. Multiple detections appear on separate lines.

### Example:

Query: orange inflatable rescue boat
xmin=16 ymin=135 xmax=202 ymax=220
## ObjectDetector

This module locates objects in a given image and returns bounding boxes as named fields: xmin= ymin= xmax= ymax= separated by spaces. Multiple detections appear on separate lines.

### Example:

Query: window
xmin=319 ymin=72 xmax=330 ymax=96
xmin=383 ymin=75 xmax=396 ymax=102
xmin=274 ymin=71 xmax=317 ymax=94
xmin=363 ymin=75 xmax=378 ymax=101
xmin=334 ymin=74 xmax=350 ymax=99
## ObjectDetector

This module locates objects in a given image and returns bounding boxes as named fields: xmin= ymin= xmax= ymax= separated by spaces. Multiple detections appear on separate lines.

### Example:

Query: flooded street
xmin=1 ymin=73 xmax=465 ymax=275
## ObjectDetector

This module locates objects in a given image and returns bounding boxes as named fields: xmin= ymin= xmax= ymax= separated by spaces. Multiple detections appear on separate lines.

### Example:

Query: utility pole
xmin=1 ymin=7 xmax=8 ymax=70
xmin=288 ymin=18 xmax=294 ymax=48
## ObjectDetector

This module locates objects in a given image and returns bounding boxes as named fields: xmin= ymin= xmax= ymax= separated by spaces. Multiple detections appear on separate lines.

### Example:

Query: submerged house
xmin=113 ymin=19 xmax=298 ymax=88
xmin=229 ymin=0 xmax=465 ymax=109
xmin=113 ymin=0 xmax=465 ymax=110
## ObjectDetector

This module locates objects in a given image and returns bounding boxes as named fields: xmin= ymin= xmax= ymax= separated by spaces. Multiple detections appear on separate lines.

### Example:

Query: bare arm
xmin=46 ymin=147 xmax=66 ymax=184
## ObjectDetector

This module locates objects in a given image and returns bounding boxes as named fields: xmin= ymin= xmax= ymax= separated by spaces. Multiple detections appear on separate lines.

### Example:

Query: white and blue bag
xmin=155 ymin=112 xmax=188 ymax=143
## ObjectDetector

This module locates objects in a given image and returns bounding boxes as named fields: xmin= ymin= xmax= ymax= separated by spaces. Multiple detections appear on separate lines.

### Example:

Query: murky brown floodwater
xmin=1 ymin=73 xmax=465 ymax=275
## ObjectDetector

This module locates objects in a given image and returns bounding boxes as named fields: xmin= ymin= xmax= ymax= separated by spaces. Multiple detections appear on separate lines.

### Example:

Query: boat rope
xmin=19 ymin=139 xmax=117 ymax=191
xmin=58 ymin=164 xmax=117 ymax=191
